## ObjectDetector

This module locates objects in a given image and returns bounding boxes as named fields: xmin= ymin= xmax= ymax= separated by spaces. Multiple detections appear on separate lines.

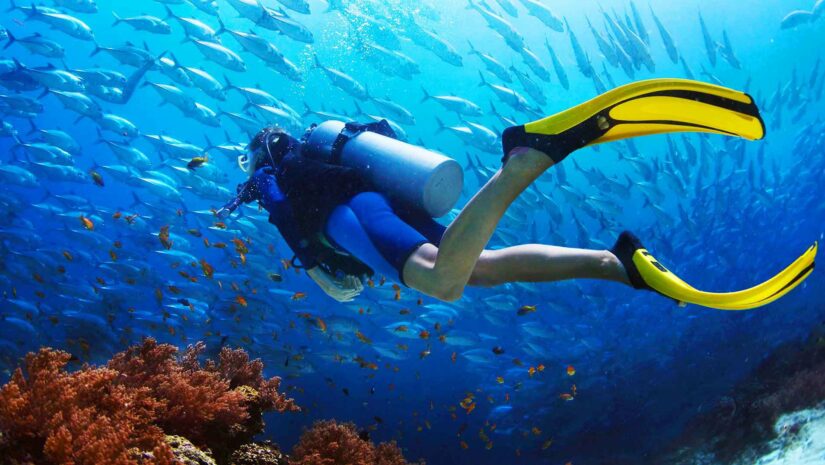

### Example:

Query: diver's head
xmin=238 ymin=126 xmax=290 ymax=175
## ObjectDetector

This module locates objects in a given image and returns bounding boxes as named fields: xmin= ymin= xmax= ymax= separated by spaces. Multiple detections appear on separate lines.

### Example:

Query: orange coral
xmin=289 ymin=420 xmax=420 ymax=465
xmin=0 ymin=338 xmax=299 ymax=465
xmin=0 ymin=348 xmax=171 ymax=465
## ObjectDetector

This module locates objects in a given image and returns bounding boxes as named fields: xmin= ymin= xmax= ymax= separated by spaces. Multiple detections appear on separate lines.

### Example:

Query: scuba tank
xmin=302 ymin=120 xmax=464 ymax=218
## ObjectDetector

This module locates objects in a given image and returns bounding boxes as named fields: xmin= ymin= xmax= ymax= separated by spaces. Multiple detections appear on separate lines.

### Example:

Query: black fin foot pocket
xmin=610 ymin=230 xmax=653 ymax=292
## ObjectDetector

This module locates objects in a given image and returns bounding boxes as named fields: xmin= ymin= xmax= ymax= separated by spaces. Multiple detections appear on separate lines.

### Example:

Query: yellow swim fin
xmin=611 ymin=231 xmax=817 ymax=311
xmin=502 ymin=78 xmax=765 ymax=163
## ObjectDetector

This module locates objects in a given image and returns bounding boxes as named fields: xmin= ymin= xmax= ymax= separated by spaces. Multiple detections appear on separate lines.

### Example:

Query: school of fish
xmin=0 ymin=0 xmax=823 ymax=463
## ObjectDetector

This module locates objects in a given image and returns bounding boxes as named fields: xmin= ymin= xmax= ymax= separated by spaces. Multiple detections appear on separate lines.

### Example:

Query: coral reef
xmin=661 ymin=324 xmax=825 ymax=464
xmin=166 ymin=435 xmax=217 ymax=465
xmin=290 ymin=420 xmax=422 ymax=465
xmin=0 ymin=338 xmax=298 ymax=465
xmin=0 ymin=339 xmax=422 ymax=465
xmin=230 ymin=441 xmax=286 ymax=465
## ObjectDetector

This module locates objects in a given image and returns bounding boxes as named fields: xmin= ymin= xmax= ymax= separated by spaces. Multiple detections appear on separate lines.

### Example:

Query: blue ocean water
xmin=0 ymin=0 xmax=823 ymax=463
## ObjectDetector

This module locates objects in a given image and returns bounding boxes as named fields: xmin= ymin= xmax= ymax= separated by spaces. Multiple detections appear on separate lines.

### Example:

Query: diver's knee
xmin=348 ymin=191 xmax=386 ymax=210
xmin=468 ymin=250 xmax=501 ymax=287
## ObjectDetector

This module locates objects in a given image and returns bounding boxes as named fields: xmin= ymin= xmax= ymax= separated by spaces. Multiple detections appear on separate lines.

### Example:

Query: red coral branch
xmin=289 ymin=420 xmax=420 ymax=465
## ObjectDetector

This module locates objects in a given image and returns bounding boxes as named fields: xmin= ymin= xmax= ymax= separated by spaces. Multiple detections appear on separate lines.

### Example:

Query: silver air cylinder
xmin=303 ymin=120 xmax=464 ymax=218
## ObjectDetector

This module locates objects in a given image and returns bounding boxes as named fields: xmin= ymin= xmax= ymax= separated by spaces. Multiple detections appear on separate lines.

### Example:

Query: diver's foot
xmin=610 ymin=231 xmax=654 ymax=291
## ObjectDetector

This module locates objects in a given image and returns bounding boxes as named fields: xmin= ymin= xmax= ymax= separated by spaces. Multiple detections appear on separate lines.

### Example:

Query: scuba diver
xmin=217 ymin=79 xmax=816 ymax=309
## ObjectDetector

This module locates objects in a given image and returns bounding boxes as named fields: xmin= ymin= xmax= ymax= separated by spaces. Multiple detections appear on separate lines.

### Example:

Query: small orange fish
xmin=187 ymin=156 xmax=208 ymax=170
xmin=451 ymin=351 xmax=457 ymax=363
xmin=419 ymin=330 xmax=430 ymax=339
xmin=541 ymin=439 xmax=553 ymax=450
xmin=200 ymin=259 xmax=214 ymax=278
xmin=496 ymin=376 xmax=504 ymax=384
xmin=90 ymin=170 xmax=104 ymax=187
xmin=213 ymin=222 xmax=227 ymax=229
xmin=419 ymin=348 xmax=431 ymax=359
xmin=399 ymin=308 xmax=410 ymax=315
xmin=356 ymin=331 xmax=372 ymax=344
xmin=62 ymin=250 xmax=73 ymax=261
xmin=394 ymin=325 xmax=408 ymax=333
xmin=80 ymin=215 xmax=94 ymax=230
xmin=465 ymin=402 xmax=476 ymax=415
xmin=109 ymin=250 xmax=117 ymax=261
xmin=213 ymin=242 xmax=227 ymax=249
xmin=154 ymin=288 xmax=163 ymax=303
xmin=235 ymin=295 xmax=248 ymax=307
xmin=158 ymin=225 xmax=173 ymax=250
xmin=291 ymin=291 xmax=307 ymax=301
xmin=460 ymin=441 xmax=469 ymax=450
xmin=112 ymin=211 xmax=122 ymax=220
xmin=559 ymin=393 xmax=574 ymax=401
xmin=537 ymin=364 xmax=545 ymax=372
xmin=531 ymin=426 xmax=541 ymax=436
xmin=528 ymin=367 xmax=536 ymax=377
xmin=517 ymin=305 xmax=536 ymax=316
xmin=113 ymin=240 xmax=122 ymax=248
xmin=567 ymin=365 xmax=576 ymax=376
xmin=231 ymin=238 xmax=248 ymax=254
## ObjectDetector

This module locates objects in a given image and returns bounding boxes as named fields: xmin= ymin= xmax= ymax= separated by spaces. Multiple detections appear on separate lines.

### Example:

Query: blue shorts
xmin=324 ymin=192 xmax=447 ymax=285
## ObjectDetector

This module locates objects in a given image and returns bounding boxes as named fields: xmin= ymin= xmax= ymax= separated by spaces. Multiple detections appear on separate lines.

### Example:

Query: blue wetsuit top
xmin=233 ymin=135 xmax=372 ymax=271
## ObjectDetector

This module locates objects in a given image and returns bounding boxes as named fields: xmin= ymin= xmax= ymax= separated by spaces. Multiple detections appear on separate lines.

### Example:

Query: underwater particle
xmin=517 ymin=305 xmax=536 ymax=316
xmin=460 ymin=440 xmax=469 ymax=449
xmin=268 ymin=272 xmax=282 ymax=282
xmin=492 ymin=346 xmax=505 ymax=355
xmin=542 ymin=438 xmax=553 ymax=450
xmin=79 ymin=215 xmax=94 ymax=230
xmin=567 ymin=365 xmax=576 ymax=376
xmin=62 ymin=250 xmax=73 ymax=261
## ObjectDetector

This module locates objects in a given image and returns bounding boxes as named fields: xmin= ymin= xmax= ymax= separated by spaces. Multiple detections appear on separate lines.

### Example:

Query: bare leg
xmin=404 ymin=147 xmax=557 ymax=300
xmin=468 ymin=246 xmax=630 ymax=287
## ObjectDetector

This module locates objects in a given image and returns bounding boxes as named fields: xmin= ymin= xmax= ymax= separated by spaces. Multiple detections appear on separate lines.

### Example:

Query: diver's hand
xmin=307 ymin=267 xmax=363 ymax=302
xmin=215 ymin=207 xmax=232 ymax=220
